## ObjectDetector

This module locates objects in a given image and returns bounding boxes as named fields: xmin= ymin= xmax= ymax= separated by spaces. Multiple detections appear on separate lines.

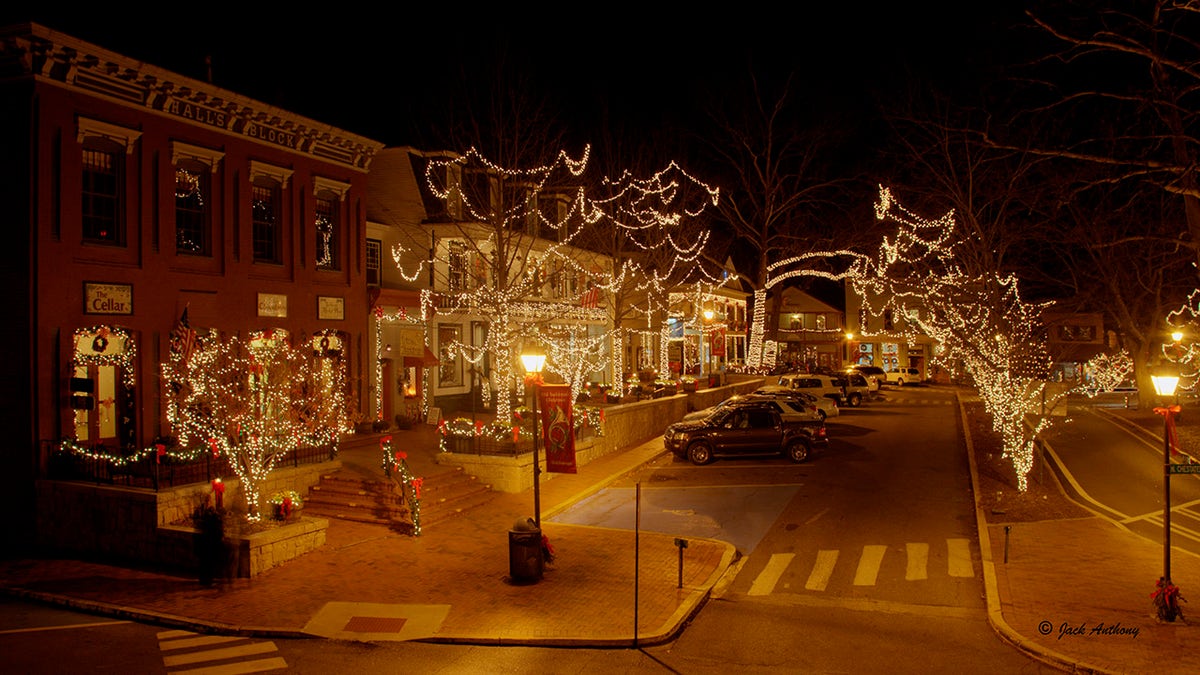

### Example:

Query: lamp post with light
xmin=520 ymin=349 xmax=546 ymax=529
xmin=844 ymin=332 xmax=855 ymax=367
xmin=1151 ymin=366 xmax=1181 ymax=621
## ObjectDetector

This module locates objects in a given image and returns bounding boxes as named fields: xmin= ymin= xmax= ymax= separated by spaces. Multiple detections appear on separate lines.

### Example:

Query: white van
xmin=886 ymin=367 xmax=922 ymax=386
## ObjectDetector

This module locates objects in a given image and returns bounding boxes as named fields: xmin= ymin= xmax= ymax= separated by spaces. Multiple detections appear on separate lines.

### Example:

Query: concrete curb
xmin=956 ymin=390 xmax=1113 ymax=675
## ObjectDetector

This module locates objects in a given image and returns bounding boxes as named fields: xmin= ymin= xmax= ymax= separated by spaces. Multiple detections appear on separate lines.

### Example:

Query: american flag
xmin=580 ymin=286 xmax=599 ymax=309
xmin=170 ymin=306 xmax=197 ymax=362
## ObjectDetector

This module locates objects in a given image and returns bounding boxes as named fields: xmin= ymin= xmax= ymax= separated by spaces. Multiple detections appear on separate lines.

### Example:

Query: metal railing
xmin=43 ymin=440 xmax=337 ymax=491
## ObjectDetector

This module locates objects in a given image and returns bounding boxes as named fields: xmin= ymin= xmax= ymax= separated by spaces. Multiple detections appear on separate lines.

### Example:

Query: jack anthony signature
xmin=1037 ymin=620 xmax=1140 ymax=639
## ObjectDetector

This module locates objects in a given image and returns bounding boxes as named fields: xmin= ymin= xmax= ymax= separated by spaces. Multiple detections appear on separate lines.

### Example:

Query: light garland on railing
xmin=380 ymin=435 xmax=423 ymax=536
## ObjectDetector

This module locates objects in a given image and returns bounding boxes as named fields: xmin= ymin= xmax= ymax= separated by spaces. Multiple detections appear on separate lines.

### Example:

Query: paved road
xmin=1044 ymin=405 xmax=1200 ymax=556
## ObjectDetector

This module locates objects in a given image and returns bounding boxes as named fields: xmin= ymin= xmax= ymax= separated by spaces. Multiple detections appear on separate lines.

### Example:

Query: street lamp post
xmin=1151 ymin=367 xmax=1181 ymax=621
xmin=520 ymin=350 xmax=546 ymax=529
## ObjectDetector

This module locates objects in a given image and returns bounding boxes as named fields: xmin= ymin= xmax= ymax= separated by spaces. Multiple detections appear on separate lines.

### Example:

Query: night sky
xmin=2 ymin=5 xmax=1031 ymax=151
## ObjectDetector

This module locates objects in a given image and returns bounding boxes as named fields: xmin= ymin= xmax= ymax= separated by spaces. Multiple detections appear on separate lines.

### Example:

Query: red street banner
xmin=538 ymin=384 xmax=577 ymax=474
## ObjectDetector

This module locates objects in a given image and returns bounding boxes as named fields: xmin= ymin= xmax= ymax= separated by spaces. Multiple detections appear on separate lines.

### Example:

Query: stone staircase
xmin=302 ymin=465 xmax=496 ymax=533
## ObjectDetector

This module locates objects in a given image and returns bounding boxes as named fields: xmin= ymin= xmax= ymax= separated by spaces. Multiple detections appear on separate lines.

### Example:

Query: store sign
xmin=83 ymin=282 xmax=132 ymax=315
xmin=257 ymin=293 xmax=288 ymax=318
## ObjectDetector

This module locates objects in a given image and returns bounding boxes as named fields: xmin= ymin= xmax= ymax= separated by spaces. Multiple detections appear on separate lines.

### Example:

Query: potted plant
xmin=267 ymin=490 xmax=304 ymax=520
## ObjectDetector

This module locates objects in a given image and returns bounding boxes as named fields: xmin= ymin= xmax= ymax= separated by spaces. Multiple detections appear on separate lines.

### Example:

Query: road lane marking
xmin=159 ymin=634 xmax=247 ymax=650
xmin=948 ymin=538 xmax=973 ymax=577
xmin=805 ymin=507 xmax=829 ymax=525
xmin=0 ymin=620 xmax=130 ymax=635
xmin=854 ymin=545 xmax=887 ymax=586
xmin=162 ymin=641 xmax=278 ymax=667
xmin=167 ymin=657 xmax=288 ymax=675
xmin=906 ymin=543 xmax=928 ymax=580
xmin=748 ymin=553 xmax=795 ymax=596
xmin=805 ymin=550 xmax=838 ymax=591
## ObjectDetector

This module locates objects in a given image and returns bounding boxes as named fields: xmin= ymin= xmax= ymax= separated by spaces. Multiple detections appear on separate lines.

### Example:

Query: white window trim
xmin=250 ymin=160 xmax=293 ymax=189
xmin=313 ymin=176 xmax=350 ymax=201
xmin=171 ymin=141 xmax=224 ymax=171
xmin=77 ymin=116 xmax=140 ymax=153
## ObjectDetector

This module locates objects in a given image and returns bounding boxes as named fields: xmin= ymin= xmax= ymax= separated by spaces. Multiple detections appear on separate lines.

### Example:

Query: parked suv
xmin=833 ymin=372 xmax=871 ymax=406
xmin=664 ymin=400 xmax=828 ymax=465
xmin=848 ymin=365 xmax=887 ymax=391
xmin=887 ymin=367 xmax=922 ymax=386
xmin=757 ymin=373 xmax=846 ymax=407
xmin=684 ymin=393 xmax=823 ymax=424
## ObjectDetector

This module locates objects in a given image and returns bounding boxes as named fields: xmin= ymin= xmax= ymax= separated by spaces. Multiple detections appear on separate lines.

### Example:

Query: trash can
xmin=509 ymin=517 xmax=544 ymax=582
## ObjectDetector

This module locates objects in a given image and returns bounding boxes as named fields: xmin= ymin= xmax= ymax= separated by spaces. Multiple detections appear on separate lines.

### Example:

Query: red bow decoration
xmin=437 ymin=418 xmax=446 ymax=435
xmin=281 ymin=496 xmax=293 ymax=518
xmin=155 ymin=443 xmax=166 ymax=464
xmin=394 ymin=451 xmax=407 ymax=462
xmin=475 ymin=420 xmax=484 ymax=436
xmin=513 ymin=426 xmax=520 ymax=443
xmin=374 ymin=306 xmax=385 ymax=319
xmin=1154 ymin=405 xmax=1183 ymax=456
xmin=380 ymin=435 xmax=393 ymax=449
xmin=209 ymin=438 xmax=219 ymax=457
xmin=411 ymin=477 xmax=424 ymax=499
xmin=211 ymin=478 xmax=225 ymax=508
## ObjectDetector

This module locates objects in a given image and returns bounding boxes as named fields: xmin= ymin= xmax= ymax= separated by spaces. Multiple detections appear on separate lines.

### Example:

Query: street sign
xmin=1168 ymin=463 xmax=1200 ymax=474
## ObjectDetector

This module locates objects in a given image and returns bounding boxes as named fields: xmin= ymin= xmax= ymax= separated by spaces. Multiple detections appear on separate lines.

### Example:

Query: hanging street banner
xmin=538 ymin=384 xmax=577 ymax=474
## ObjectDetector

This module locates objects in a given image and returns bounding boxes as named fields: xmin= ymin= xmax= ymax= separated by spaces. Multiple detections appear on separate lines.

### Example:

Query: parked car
xmin=887 ymin=367 xmax=922 ymax=386
xmin=752 ymin=388 xmax=838 ymax=420
xmin=685 ymin=393 xmax=823 ymax=424
xmin=847 ymin=365 xmax=887 ymax=391
xmin=831 ymin=373 xmax=870 ymax=407
xmin=664 ymin=400 xmax=829 ymax=465
xmin=758 ymin=373 xmax=846 ymax=408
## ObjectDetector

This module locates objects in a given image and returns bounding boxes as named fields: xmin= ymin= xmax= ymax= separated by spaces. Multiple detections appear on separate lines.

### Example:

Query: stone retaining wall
xmin=436 ymin=378 xmax=765 ymax=493
xmin=35 ymin=459 xmax=334 ymax=572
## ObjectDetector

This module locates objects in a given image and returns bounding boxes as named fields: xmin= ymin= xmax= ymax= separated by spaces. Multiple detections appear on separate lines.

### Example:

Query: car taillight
xmin=815 ymin=426 xmax=827 ymax=440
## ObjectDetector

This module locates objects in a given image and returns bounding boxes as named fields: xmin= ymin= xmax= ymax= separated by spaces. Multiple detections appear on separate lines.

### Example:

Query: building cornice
xmin=0 ymin=23 xmax=385 ymax=172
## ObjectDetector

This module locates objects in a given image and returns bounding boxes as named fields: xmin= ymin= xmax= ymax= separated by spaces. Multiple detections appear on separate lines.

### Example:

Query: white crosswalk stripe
xmin=748 ymin=539 xmax=977 ymax=595
xmin=158 ymin=630 xmax=287 ymax=675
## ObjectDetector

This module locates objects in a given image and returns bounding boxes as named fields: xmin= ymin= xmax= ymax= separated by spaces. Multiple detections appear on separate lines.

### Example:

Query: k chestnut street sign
xmin=1168 ymin=463 xmax=1200 ymax=474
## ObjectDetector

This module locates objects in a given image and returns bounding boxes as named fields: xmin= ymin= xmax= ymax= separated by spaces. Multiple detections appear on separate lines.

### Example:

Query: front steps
xmin=303 ymin=465 xmax=496 ymax=532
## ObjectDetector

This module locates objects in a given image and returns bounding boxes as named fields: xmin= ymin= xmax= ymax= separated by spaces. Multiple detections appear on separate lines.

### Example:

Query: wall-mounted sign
xmin=257 ymin=293 xmax=287 ymax=318
xmin=318 ymin=296 xmax=344 ymax=321
xmin=83 ymin=282 xmax=133 ymax=315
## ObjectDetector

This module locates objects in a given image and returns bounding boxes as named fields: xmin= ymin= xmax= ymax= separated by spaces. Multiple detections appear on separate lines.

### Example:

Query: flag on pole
xmin=170 ymin=306 xmax=197 ymax=363
xmin=580 ymin=286 xmax=599 ymax=309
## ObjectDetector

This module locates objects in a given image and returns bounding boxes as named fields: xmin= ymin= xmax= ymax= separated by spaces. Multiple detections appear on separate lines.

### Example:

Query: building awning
xmin=404 ymin=346 xmax=440 ymax=368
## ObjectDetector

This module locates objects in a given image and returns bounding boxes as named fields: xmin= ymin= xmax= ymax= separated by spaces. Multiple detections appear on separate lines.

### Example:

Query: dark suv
xmin=664 ymin=400 xmax=828 ymax=465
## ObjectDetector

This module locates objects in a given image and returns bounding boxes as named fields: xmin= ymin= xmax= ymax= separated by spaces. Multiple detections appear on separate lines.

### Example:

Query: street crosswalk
xmin=745 ymin=539 xmax=975 ymax=596
xmin=158 ymin=629 xmax=287 ymax=675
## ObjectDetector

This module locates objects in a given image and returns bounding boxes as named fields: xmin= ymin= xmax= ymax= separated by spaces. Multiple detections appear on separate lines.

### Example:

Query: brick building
xmin=1 ymin=23 xmax=384 ymax=547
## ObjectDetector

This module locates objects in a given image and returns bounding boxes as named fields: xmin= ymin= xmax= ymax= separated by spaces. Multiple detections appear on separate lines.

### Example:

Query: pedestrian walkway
xmin=2 ymin=391 xmax=1200 ymax=672
xmin=0 ymin=427 xmax=733 ymax=647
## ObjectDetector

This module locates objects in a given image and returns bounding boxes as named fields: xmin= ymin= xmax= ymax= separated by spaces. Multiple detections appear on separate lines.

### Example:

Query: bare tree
xmin=698 ymin=69 xmax=859 ymax=370
xmin=1005 ymin=1 xmax=1200 ymax=270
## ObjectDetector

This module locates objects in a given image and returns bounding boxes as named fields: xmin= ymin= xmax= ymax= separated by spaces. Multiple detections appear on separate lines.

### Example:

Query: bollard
xmin=674 ymin=538 xmax=689 ymax=588
xmin=1004 ymin=525 xmax=1011 ymax=564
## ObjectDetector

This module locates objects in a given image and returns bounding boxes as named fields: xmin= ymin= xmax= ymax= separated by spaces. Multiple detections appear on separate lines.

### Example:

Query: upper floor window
xmin=252 ymin=182 xmax=282 ymax=264
xmin=82 ymin=147 xmax=122 ymax=245
xmin=313 ymin=176 xmax=349 ymax=271
xmin=448 ymin=240 xmax=467 ymax=292
xmin=171 ymin=142 xmax=222 ymax=257
xmin=174 ymin=165 xmax=210 ymax=255
xmin=249 ymin=161 xmax=292 ymax=265
xmin=78 ymin=117 xmax=139 ymax=247
xmin=314 ymin=197 xmax=338 ymax=270
xmin=366 ymin=238 xmax=382 ymax=286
